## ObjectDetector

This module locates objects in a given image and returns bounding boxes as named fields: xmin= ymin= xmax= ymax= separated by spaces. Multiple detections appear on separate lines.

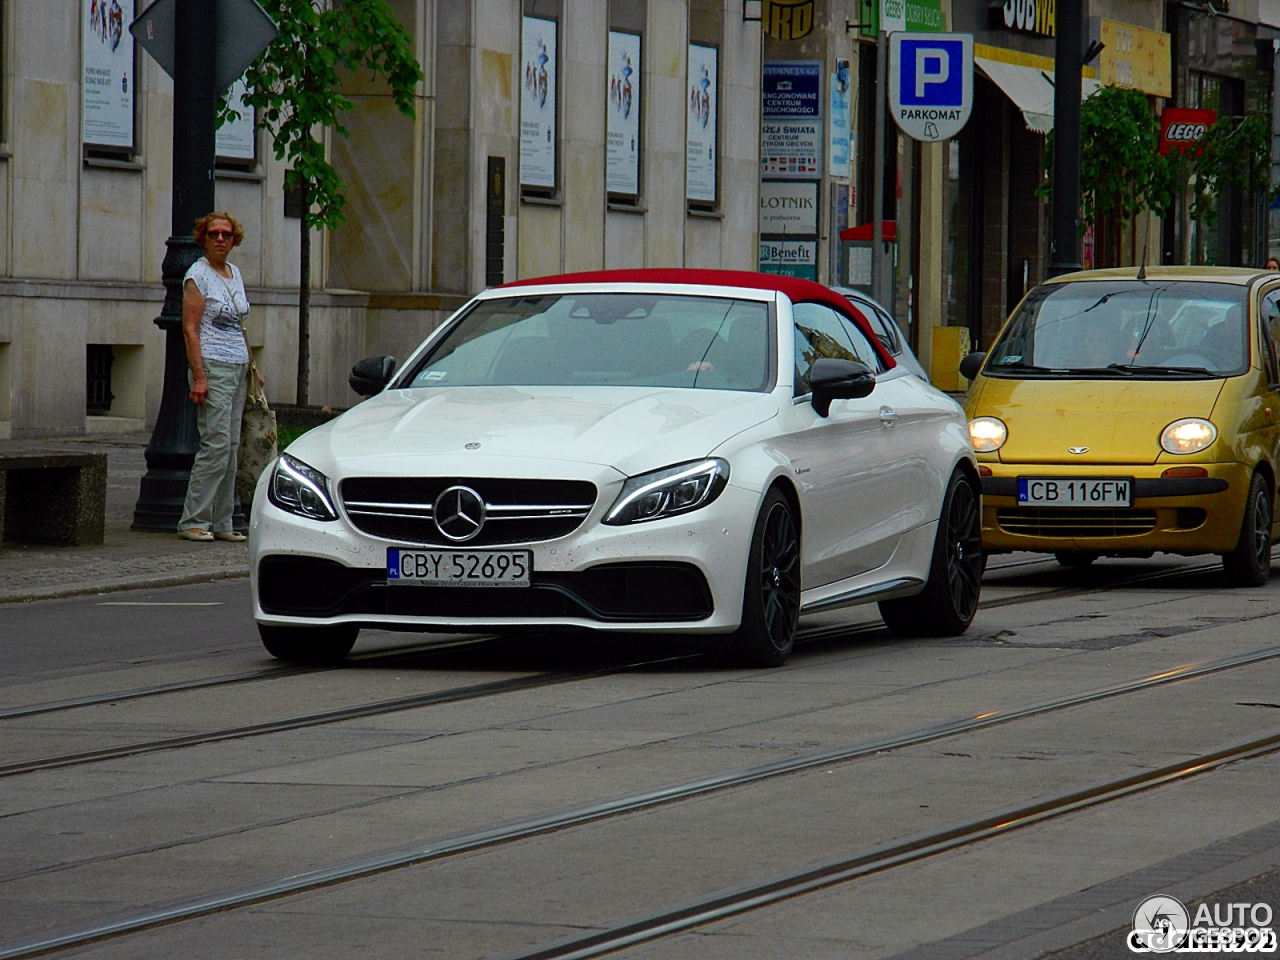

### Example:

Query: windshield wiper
xmin=1106 ymin=363 xmax=1216 ymax=377
xmin=989 ymin=360 xmax=1056 ymax=372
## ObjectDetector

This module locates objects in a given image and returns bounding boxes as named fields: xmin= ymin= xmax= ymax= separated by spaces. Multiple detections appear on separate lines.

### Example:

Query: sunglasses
xmin=206 ymin=230 xmax=234 ymax=240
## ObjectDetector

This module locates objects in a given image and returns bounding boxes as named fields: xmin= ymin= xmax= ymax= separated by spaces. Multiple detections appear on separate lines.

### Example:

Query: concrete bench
xmin=0 ymin=453 xmax=108 ymax=546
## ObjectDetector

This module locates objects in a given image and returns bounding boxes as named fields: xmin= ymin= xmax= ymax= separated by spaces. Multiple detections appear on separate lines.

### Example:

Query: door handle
xmin=879 ymin=406 xmax=897 ymax=426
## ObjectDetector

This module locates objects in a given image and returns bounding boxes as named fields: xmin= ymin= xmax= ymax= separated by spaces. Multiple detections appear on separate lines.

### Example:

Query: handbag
xmin=213 ymin=266 xmax=278 ymax=506
xmin=237 ymin=356 xmax=278 ymax=507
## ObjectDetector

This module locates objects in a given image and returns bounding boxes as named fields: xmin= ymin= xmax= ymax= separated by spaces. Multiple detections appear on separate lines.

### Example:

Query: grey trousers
xmin=180 ymin=357 xmax=248 ymax=532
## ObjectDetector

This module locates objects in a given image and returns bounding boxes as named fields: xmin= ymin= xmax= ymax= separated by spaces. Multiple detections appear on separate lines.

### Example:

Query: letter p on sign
xmin=914 ymin=48 xmax=949 ymax=99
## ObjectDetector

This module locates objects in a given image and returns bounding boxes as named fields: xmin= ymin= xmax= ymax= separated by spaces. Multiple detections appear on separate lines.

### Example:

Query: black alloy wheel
xmin=880 ymin=469 xmax=983 ymax=636
xmin=1222 ymin=472 xmax=1272 ymax=588
xmin=258 ymin=623 xmax=359 ymax=663
xmin=717 ymin=489 xmax=801 ymax=667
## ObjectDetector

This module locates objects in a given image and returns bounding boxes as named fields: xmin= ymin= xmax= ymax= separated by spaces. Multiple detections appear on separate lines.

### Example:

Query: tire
xmin=719 ymin=489 xmax=801 ymax=667
xmin=880 ymin=469 xmax=983 ymax=637
xmin=258 ymin=623 xmax=358 ymax=663
xmin=1055 ymin=551 xmax=1098 ymax=568
xmin=1221 ymin=472 xmax=1272 ymax=588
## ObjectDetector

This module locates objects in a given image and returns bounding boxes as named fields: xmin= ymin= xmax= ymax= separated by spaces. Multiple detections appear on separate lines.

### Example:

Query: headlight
xmin=968 ymin=417 xmax=1008 ymax=453
xmin=267 ymin=454 xmax=338 ymax=521
xmin=1160 ymin=418 xmax=1217 ymax=455
xmin=603 ymin=459 xmax=730 ymax=525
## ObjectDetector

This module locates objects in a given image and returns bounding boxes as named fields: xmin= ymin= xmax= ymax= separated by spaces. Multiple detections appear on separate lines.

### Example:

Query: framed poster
xmin=520 ymin=16 xmax=558 ymax=190
xmin=82 ymin=0 xmax=135 ymax=149
xmin=606 ymin=31 xmax=641 ymax=196
xmin=216 ymin=77 xmax=256 ymax=162
xmin=685 ymin=43 xmax=718 ymax=204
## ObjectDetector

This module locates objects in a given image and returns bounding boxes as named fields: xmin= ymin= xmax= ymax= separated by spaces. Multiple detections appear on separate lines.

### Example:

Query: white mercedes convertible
xmin=250 ymin=270 xmax=980 ymax=666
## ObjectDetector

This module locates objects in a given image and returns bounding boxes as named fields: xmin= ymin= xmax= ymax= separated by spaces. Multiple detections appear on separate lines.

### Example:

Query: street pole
xmin=872 ymin=29 xmax=889 ymax=307
xmin=132 ymin=0 xmax=219 ymax=531
xmin=1047 ymin=0 xmax=1083 ymax=277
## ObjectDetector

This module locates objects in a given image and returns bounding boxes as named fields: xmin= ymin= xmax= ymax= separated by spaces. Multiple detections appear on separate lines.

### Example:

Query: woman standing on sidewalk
xmin=178 ymin=212 xmax=252 ymax=542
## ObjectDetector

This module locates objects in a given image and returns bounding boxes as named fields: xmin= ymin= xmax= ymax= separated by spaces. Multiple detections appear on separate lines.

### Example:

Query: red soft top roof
xmin=498 ymin=268 xmax=895 ymax=370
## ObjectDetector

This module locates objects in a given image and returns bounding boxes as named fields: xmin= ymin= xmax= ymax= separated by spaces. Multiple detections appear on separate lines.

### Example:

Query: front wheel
xmin=1221 ymin=472 xmax=1272 ymax=587
xmin=718 ymin=489 xmax=801 ymax=667
xmin=258 ymin=623 xmax=358 ymax=663
xmin=880 ymin=469 xmax=983 ymax=637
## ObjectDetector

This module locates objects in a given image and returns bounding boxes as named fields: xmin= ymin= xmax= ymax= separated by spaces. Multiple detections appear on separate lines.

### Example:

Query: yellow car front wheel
xmin=1221 ymin=473 xmax=1272 ymax=588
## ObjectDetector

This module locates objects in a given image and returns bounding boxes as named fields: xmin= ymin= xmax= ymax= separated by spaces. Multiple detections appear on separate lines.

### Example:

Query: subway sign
xmin=992 ymin=0 xmax=1055 ymax=38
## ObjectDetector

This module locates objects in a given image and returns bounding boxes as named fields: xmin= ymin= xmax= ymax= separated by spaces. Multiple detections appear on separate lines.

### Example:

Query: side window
xmin=793 ymin=303 xmax=858 ymax=396
xmin=1262 ymin=289 xmax=1280 ymax=386
xmin=836 ymin=311 xmax=889 ymax=373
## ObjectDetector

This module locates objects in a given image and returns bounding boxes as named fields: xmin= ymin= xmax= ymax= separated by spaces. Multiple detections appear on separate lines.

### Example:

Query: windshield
xmin=401 ymin=293 xmax=774 ymax=391
xmin=985 ymin=281 xmax=1249 ymax=378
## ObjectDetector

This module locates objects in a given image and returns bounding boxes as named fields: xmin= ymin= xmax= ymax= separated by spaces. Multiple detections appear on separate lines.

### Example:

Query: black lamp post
xmin=1047 ymin=0 xmax=1083 ymax=277
xmin=132 ymin=0 xmax=219 ymax=531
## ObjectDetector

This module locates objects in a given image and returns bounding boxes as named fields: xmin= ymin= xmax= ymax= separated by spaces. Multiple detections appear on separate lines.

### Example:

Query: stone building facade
xmin=0 ymin=0 xmax=764 ymax=438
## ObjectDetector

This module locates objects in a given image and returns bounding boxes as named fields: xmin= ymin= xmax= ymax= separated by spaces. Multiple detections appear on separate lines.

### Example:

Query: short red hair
xmin=193 ymin=212 xmax=245 ymax=247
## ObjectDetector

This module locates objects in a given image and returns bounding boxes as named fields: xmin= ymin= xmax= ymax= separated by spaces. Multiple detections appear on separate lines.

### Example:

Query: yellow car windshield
xmin=986 ymin=281 xmax=1247 ymax=378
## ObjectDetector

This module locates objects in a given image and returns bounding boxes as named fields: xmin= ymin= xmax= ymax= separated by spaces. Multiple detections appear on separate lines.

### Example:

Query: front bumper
xmin=977 ymin=461 xmax=1250 ymax=555
xmin=250 ymin=481 xmax=760 ymax=634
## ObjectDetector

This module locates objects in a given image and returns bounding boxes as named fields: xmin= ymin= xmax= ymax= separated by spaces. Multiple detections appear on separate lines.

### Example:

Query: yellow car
xmin=961 ymin=267 xmax=1280 ymax=586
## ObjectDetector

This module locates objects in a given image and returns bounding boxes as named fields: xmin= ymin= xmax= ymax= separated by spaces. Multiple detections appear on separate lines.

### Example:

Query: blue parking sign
xmin=889 ymin=32 xmax=972 ymax=142
xmin=899 ymin=39 xmax=963 ymax=106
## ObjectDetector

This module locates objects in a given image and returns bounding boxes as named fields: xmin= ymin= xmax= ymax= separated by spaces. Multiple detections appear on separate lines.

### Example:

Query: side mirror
xmin=959 ymin=351 xmax=987 ymax=382
xmin=349 ymin=356 xmax=396 ymax=397
xmin=810 ymin=358 xmax=875 ymax=417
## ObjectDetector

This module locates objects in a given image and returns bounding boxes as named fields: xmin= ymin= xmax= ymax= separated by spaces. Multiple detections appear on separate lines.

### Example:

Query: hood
xmin=288 ymin=386 xmax=779 ymax=477
xmin=975 ymin=377 xmax=1226 ymax=465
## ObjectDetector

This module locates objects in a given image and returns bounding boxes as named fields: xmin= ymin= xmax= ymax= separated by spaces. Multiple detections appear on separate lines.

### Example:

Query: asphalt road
xmin=3 ymin=554 xmax=1280 ymax=959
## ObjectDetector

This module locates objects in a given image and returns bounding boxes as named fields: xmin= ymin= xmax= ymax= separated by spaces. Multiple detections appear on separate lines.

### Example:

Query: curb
xmin=0 ymin=568 xmax=249 ymax=605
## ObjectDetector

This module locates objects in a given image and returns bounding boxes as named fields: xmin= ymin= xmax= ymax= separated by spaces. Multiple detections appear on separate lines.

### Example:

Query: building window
xmin=216 ymin=77 xmax=258 ymax=171
xmin=686 ymin=0 xmax=722 ymax=212
xmin=86 ymin=345 xmax=114 ymax=415
xmin=607 ymin=0 xmax=646 ymax=205
xmin=81 ymin=0 xmax=138 ymax=161
xmin=520 ymin=0 xmax=561 ymax=198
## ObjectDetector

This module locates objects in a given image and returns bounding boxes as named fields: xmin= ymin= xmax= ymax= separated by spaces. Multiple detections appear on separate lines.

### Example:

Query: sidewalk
xmin=0 ymin=431 xmax=248 ymax=603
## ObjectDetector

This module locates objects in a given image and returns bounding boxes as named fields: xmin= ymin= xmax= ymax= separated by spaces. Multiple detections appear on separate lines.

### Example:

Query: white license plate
xmin=1017 ymin=477 xmax=1132 ymax=507
xmin=387 ymin=549 xmax=531 ymax=587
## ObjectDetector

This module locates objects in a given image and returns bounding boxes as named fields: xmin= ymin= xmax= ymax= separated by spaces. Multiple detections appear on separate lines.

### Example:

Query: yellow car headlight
xmin=968 ymin=416 xmax=1007 ymax=453
xmin=1160 ymin=418 xmax=1217 ymax=455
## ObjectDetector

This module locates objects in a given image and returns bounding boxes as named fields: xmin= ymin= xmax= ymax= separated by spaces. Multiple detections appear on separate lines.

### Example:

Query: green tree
xmin=1184 ymin=113 xmax=1272 ymax=226
xmin=224 ymin=0 xmax=423 ymax=406
xmin=1042 ymin=86 xmax=1171 ymax=227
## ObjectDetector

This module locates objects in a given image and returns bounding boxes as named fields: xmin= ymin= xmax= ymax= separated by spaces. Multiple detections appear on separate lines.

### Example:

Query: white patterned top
xmin=185 ymin=258 xmax=250 ymax=364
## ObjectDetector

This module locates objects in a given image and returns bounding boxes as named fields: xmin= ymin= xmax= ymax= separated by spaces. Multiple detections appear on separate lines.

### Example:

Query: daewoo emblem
xmin=1068 ymin=446 xmax=1090 ymax=455
xmin=433 ymin=485 xmax=486 ymax=542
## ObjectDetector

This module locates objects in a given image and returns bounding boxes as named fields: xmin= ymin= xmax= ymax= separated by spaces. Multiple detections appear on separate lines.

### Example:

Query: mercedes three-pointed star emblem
xmin=433 ymin=485 xmax=486 ymax=542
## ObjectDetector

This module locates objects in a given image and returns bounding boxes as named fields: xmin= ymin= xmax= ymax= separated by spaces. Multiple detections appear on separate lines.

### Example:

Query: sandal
xmin=178 ymin=529 xmax=214 ymax=542
xmin=213 ymin=531 xmax=247 ymax=542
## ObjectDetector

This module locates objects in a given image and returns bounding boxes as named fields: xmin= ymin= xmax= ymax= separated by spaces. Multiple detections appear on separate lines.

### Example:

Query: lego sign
xmin=1159 ymin=107 xmax=1215 ymax=156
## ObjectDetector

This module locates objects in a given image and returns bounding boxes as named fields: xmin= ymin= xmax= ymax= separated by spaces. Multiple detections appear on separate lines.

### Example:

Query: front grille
xmin=340 ymin=477 xmax=597 ymax=546
xmin=996 ymin=508 xmax=1158 ymax=538
xmin=257 ymin=556 xmax=713 ymax=622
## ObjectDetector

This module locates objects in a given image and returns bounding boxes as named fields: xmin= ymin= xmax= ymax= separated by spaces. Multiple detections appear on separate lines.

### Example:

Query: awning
xmin=975 ymin=57 xmax=1100 ymax=134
